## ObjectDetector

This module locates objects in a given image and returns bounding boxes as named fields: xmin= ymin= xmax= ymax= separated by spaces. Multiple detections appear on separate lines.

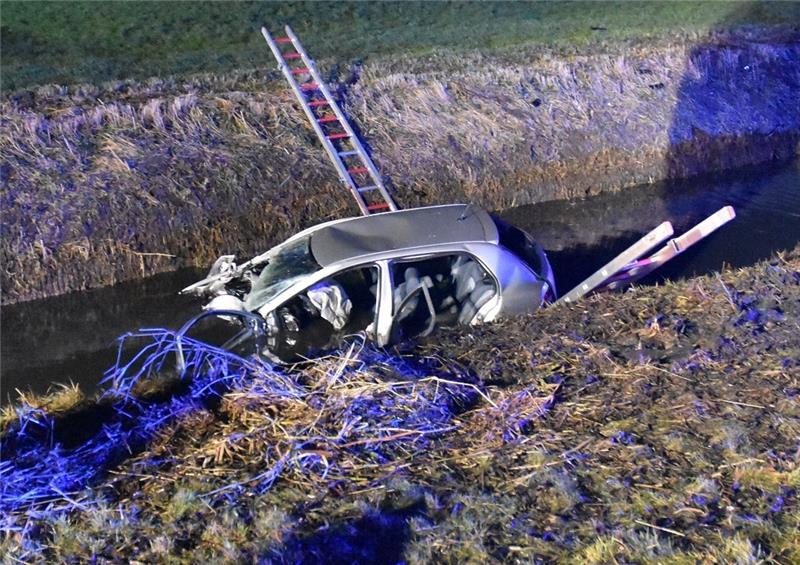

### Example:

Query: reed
xmin=2 ymin=28 xmax=798 ymax=304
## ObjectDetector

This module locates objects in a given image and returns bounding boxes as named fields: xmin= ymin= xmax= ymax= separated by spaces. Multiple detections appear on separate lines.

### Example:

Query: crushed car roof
xmin=310 ymin=204 xmax=499 ymax=266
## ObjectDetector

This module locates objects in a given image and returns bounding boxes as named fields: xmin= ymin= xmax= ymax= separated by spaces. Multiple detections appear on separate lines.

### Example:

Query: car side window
xmin=265 ymin=265 xmax=379 ymax=361
xmin=390 ymin=254 xmax=498 ymax=341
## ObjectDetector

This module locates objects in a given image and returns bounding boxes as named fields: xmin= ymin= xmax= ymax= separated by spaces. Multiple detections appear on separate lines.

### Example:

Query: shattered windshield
xmin=244 ymin=236 xmax=322 ymax=311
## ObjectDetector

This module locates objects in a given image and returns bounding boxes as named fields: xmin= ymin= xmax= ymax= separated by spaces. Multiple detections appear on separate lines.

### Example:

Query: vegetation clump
xmin=2 ymin=20 xmax=798 ymax=303
xmin=2 ymin=246 xmax=798 ymax=563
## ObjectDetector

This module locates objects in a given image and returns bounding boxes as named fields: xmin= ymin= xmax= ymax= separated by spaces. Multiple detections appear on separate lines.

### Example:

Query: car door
xmin=262 ymin=263 xmax=381 ymax=362
xmin=386 ymin=252 xmax=499 ymax=344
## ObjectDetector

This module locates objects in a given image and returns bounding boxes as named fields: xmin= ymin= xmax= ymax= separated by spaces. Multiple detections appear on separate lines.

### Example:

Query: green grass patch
xmin=3 ymin=1 xmax=799 ymax=91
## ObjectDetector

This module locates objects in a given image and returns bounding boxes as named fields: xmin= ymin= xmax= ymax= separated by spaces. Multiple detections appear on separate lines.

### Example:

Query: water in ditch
xmin=2 ymin=158 xmax=798 ymax=404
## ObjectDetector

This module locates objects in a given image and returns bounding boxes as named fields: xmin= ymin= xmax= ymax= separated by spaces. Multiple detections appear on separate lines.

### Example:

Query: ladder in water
xmin=261 ymin=25 xmax=398 ymax=216
xmin=557 ymin=206 xmax=736 ymax=304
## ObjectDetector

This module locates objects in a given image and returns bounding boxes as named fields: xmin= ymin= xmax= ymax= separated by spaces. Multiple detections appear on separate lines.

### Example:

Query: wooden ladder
xmin=557 ymin=206 xmax=736 ymax=304
xmin=261 ymin=25 xmax=398 ymax=216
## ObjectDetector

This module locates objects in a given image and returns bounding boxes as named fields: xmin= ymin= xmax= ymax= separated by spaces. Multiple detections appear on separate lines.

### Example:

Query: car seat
xmin=450 ymin=257 xmax=496 ymax=324
xmin=457 ymin=281 xmax=496 ymax=324
xmin=393 ymin=267 xmax=434 ymax=322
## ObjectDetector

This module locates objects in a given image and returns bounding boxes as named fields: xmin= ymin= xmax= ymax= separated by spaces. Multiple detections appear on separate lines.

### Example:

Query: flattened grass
xmin=2 ymin=246 xmax=798 ymax=562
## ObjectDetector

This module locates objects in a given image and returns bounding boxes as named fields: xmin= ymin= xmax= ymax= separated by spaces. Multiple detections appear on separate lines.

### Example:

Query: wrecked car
xmin=181 ymin=203 xmax=555 ymax=362
xmin=176 ymin=25 xmax=736 ymax=366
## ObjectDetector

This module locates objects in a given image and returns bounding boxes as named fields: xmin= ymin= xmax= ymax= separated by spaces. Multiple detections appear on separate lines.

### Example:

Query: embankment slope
xmin=2 ymin=27 xmax=798 ymax=303
xmin=3 ymin=246 xmax=798 ymax=562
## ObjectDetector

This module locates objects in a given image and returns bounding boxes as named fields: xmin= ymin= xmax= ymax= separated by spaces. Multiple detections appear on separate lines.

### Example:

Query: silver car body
xmin=185 ymin=203 xmax=555 ymax=355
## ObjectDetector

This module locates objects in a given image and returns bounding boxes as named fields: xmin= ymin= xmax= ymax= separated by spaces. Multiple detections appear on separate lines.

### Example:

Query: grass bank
xmin=2 ymin=246 xmax=798 ymax=562
xmin=2 ymin=23 xmax=798 ymax=304
xmin=3 ymin=3 xmax=799 ymax=303
xmin=3 ymin=1 xmax=799 ymax=91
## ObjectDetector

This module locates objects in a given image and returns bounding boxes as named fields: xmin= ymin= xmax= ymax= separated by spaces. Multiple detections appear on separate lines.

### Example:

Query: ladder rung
xmin=261 ymin=26 xmax=397 ymax=219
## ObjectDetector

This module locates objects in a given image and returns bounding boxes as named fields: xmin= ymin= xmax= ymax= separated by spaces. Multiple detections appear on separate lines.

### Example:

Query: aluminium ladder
xmin=261 ymin=25 xmax=398 ymax=216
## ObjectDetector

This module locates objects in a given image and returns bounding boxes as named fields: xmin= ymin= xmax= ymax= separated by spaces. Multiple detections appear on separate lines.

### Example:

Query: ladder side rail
xmin=261 ymin=27 xmax=371 ymax=215
xmin=556 ymin=221 xmax=674 ymax=305
xmin=671 ymin=205 xmax=736 ymax=254
xmin=284 ymin=25 xmax=398 ymax=212
xmin=601 ymin=205 xmax=736 ymax=291
xmin=587 ymin=205 xmax=736 ymax=294
xmin=601 ymin=244 xmax=679 ymax=291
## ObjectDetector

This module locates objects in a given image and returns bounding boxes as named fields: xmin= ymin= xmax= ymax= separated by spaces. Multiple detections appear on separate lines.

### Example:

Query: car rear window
xmin=490 ymin=215 xmax=547 ymax=279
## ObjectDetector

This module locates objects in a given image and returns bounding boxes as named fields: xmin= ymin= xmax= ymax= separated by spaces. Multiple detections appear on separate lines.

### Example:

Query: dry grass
xmin=0 ymin=383 xmax=84 ymax=436
xmin=0 ymin=27 xmax=800 ymax=303
xmin=1 ymin=246 xmax=798 ymax=563
xmin=2 ymin=27 xmax=798 ymax=304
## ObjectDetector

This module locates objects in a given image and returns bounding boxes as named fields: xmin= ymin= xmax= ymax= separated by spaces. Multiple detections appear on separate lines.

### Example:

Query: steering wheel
xmin=264 ymin=306 xmax=303 ymax=361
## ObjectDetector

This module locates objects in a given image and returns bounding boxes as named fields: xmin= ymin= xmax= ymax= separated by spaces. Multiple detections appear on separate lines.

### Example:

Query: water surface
xmin=2 ymin=159 xmax=798 ymax=403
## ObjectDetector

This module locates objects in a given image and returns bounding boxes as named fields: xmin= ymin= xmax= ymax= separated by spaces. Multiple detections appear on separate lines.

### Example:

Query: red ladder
xmin=261 ymin=25 xmax=398 ymax=216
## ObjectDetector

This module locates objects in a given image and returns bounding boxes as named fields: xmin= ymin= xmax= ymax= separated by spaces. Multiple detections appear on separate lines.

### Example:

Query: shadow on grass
xmin=0 ymin=330 xmax=254 ymax=514
xmin=666 ymin=2 xmax=799 ymax=194
xmin=277 ymin=497 xmax=426 ymax=565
